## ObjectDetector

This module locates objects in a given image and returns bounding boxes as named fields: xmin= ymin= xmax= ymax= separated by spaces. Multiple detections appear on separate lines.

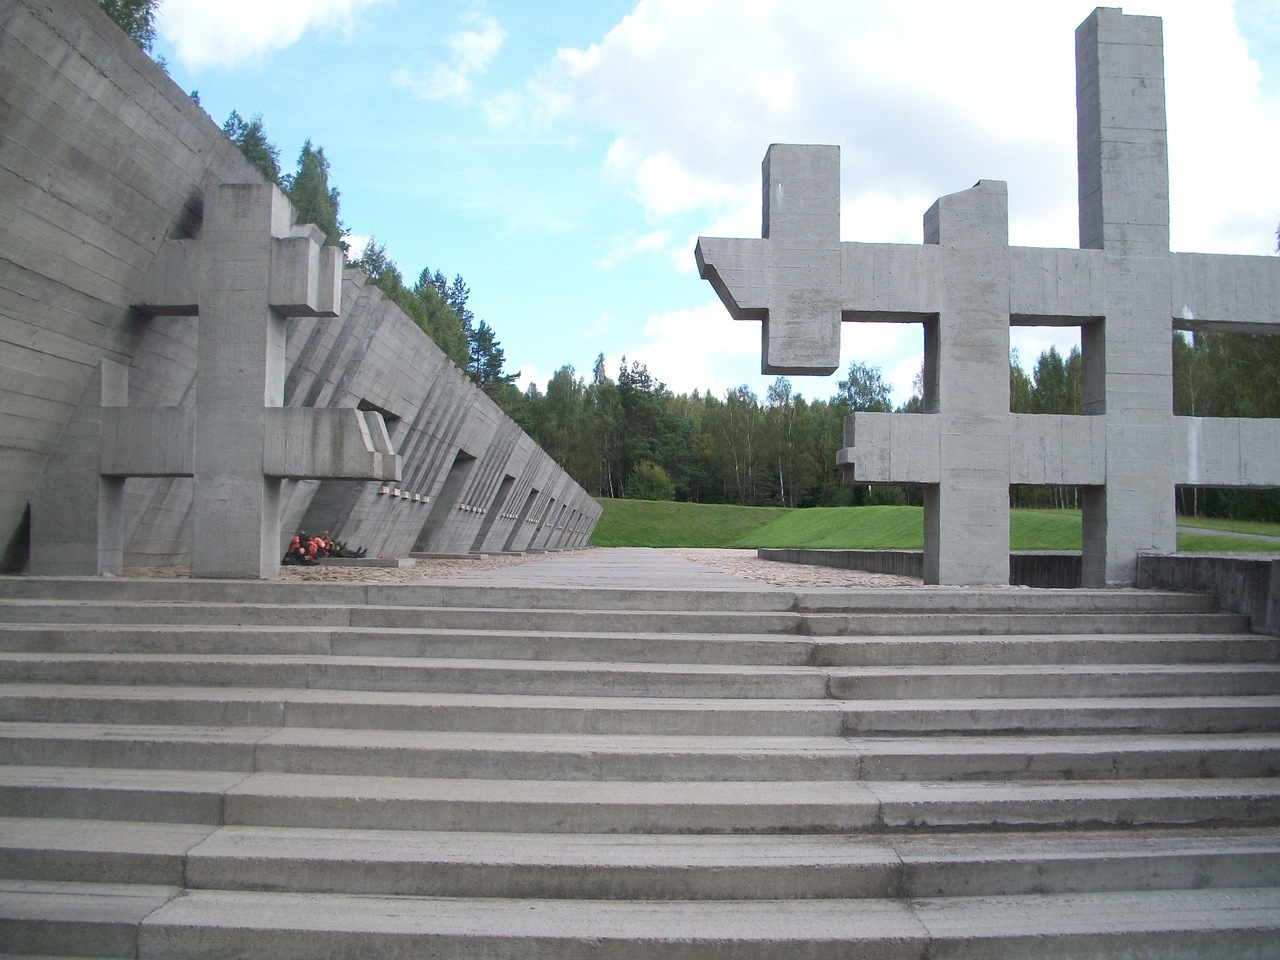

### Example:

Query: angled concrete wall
xmin=0 ymin=0 xmax=597 ymax=573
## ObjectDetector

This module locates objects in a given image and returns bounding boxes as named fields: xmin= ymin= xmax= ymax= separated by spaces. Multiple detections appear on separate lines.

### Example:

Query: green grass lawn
xmin=591 ymin=499 xmax=1280 ymax=553
xmin=1175 ymin=533 xmax=1280 ymax=553
xmin=588 ymin=499 xmax=786 ymax=547
xmin=729 ymin=505 xmax=925 ymax=549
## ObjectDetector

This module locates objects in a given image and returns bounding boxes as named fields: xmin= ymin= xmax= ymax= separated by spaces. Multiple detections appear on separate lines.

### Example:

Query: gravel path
xmin=265 ymin=547 xmax=922 ymax=588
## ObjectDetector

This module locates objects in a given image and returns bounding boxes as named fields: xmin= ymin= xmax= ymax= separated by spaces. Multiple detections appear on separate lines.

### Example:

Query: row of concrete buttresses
xmin=1 ymin=0 xmax=598 ymax=579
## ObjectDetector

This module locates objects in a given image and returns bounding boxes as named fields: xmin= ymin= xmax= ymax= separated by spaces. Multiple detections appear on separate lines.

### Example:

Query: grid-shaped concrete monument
xmin=697 ymin=7 xmax=1280 ymax=586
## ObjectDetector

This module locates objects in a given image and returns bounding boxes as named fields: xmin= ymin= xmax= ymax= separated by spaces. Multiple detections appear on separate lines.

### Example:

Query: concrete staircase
xmin=0 ymin=571 xmax=1278 ymax=957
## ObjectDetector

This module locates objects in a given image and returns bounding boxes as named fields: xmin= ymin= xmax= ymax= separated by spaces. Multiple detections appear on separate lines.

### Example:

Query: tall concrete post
xmin=922 ymin=182 xmax=1012 ymax=585
xmin=1076 ymin=8 xmax=1176 ymax=585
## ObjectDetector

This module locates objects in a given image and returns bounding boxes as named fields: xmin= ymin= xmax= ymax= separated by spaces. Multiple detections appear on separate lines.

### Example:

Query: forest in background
xmin=97 ymin=0 xmax=1280 ymax=524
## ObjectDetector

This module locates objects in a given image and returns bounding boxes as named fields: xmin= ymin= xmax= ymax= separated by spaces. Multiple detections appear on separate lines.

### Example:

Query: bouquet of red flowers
xmin=283 ymin=531 xmax=367 ymax=564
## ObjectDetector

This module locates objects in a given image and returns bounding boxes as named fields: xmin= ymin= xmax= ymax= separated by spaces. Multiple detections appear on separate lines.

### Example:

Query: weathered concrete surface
xmin=758 ymin=548 xmax=1084 ymax=588
xmin=0 ymin=0 xmax=597 ymax=575
xmin=697 ymin=8 xmax=1280 ymax=588
xmin=0 ymin=553 xmax=1276 ymax=955
xmin=1138 ymin=552 xmax=1280 ymax=635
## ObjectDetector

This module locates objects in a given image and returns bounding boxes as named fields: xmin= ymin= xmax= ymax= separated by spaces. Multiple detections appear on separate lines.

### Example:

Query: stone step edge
xmin=2 ymin=625 xmax=1267 ymax=667
xmin=5 ymin=721 xmax=1277 ymax=781
xmin=0 ymin=580 xmax=1222 ymax=613
xmin=5 ymin=881 xmax=1276 ymax=955
xmin=6 ymin=651 xmax=1278 ymax=677
xmin=4 ymin=766 xmax=1278 ymax=832
xmin=8 ymin=681 xmax=1279 ymax=708
xmin=4 ymin=818 xmax=1280 ymax=900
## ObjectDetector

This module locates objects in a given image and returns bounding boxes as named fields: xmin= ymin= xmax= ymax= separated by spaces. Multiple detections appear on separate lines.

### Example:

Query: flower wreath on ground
xmin=283 ymin=531 xmax=367 ymax=565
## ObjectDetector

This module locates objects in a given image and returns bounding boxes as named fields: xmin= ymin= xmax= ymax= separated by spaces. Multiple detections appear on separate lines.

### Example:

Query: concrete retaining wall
xmin=1136 ymin=553 xmax=1280 ymax=635
xmin=0 ymin=0 xmax=597 ymax=572
xmin=758 ymin=549 xmax=1083 ymax=588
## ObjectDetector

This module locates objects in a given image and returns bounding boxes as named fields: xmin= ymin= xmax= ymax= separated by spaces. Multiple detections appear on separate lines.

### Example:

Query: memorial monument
xmin=0 ymin=0 xmax=599 ymax=578
xmin=697 ymin=7 xmax=1280 ymax=586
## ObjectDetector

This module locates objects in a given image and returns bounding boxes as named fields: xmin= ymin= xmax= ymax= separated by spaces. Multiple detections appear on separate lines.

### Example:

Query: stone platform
xmin=0 ymin=548 xmax=1277 ymax=957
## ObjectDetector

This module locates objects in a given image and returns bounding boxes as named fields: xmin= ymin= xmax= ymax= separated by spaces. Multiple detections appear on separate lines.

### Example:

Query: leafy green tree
xmin=96 ymin=0 xmax=157 ymax=52
xmin=283 ymin=140 xmax=345 ymax=249
xmin=1030 ymin=345 xmax=1082 ymax=414
xmin=589 ymin=355 xmax=626 ymax=498
xmin=1009 ymin=350 xmax=1034 ymax=413
xmin=223 ymin=111 xmax=281 ymax=185
xmin=835 ymin=361 xmax=892 ymax=412
xmin=627 ymin=461 xmax=676 ymax=501
xmin=764 ymin=377 xmax=800 ymax=506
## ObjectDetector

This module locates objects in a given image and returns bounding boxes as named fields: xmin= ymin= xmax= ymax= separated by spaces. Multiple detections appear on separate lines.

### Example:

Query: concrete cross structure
xmin=30 ymin=182 xmax=401 ymax=579
xmin=697 ymin=7 xmax=1280 ymax=586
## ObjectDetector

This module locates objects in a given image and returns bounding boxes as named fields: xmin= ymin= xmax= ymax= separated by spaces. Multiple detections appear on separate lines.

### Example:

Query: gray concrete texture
xmin=697 ymin=7 xmax=1280 ymax=587
xmin=0 ymin=556 xmax=1276 ymax=954
xmin=0 ymin=0 xmax=598 ymax=576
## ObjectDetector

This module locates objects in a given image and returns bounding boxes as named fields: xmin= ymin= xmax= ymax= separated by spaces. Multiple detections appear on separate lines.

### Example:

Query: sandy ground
xmin=256 ymin=548 xmax=922 ymax=588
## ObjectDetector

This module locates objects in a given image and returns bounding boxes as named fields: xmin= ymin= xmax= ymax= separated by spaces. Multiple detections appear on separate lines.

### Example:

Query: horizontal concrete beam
xmin=1175 ymin=417 xmax=1280 ymax=487
xmin=1009 ymin=414 xmax=1106 ymax=485
xmin=838 ymin=412 xmax=940 ymax=484
xmin=264 ymin=408 xmax=400 ymax=481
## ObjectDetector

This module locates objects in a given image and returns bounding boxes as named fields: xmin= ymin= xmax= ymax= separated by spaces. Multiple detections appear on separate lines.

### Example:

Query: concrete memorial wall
xmin=698 ymin=7 xmax=1280 ymax=587
xmin=0 ymin=0 xmax=599 ymax=577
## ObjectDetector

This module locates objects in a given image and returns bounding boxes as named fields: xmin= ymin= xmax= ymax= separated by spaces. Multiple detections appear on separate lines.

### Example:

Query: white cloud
xmin=599 ymin=230 xmax=672 ymax=271
xmin=620 ymin=301 xmax=759 ymax=397
xmin=394 ymin=13 xmax=506 ymax=103
xmin=602 ymin=138 xmax=743 ymax=221
xmin=343 ymin=233 xmax=373 ymax=261
xmin=156 ymin=0 xmax=384 ymax=70
xmin=539 ymin=0 xmax=1277 ymax=255
xmin=514 ymin=363 xmax=538 ymax=389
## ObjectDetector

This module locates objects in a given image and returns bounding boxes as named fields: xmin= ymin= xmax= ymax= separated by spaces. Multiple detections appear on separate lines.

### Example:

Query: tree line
xmin=94 ymin=0 xmax=1280 ymax=522
xmin=518 ymin=336 xmax=1280 ymax=524
xmin=219 ymin=112 xmax=518 ymax=405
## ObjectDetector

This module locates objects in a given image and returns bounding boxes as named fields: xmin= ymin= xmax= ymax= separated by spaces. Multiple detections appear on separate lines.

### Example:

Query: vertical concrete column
xmin=1077 ymin=8 xmax=1175 ymax=585
xmin=696 ymin=145 xmax=843 ymax=374
xmin=922 ymin=181 xmax=1012 ymax=585
xmin=191 ymin=185 xmax=292 ymax=577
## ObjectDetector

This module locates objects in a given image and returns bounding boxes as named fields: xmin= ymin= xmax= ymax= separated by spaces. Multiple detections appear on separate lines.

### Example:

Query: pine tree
xmin=222 ymin=111 xmax=281 ymax=185
xmin=282 ymin=140 xmax=345 ymax=250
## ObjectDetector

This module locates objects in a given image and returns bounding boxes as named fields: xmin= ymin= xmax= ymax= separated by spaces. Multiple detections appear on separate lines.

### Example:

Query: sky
xmin=151 ymin=0 xmax=1280 ymax=406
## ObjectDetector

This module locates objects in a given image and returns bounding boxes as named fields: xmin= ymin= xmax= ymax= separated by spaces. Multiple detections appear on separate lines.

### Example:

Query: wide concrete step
xmin=3 ymin=766 xmax=1278 ymax=833
xmin=0 ymin=880 xmax=178 ymax=958
xmin=0 ymin=600 xmax=1248 ymax=637
xmin=5 ymin=817 xmax=1278 ymax=901
xmin=6 ymin=723 xmax=1278 ymax=782
xmin=0 ymin=577 xmax=1224 ymax=615
xmin=0 ymin=684 xmax=1255 ymax=743
xmin=3 ymin=622 xmax=1270 ymax=667
xmin=6 ymin=653 xmax=1278 ymax=700
xmin=4 ymin=683 xmax=1277 ymax=736
xmin=0 ymin=653 xmax=829 ymax=699
xmin=5 ymin=881 xmax=1272 ymax=959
